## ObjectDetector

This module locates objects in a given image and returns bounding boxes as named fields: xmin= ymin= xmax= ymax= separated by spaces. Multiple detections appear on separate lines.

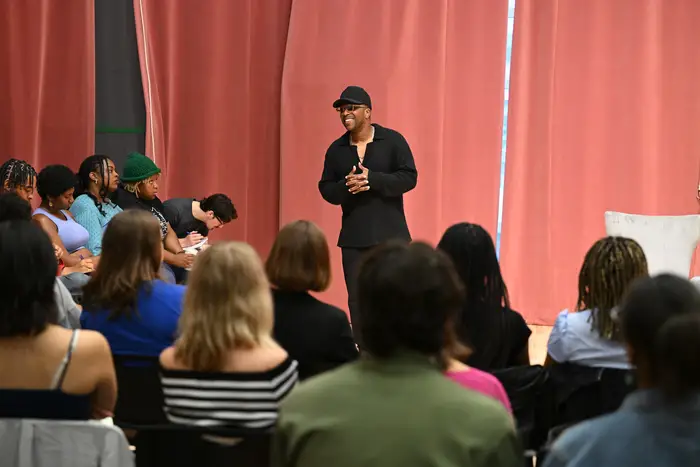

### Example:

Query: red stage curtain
xmin=500 ymin=0 xmax=700 ymax=324
xmin=134 ymin=0 xmax=293 ymax=253
xmin=0 ymin=0 xmax=95 ymax=175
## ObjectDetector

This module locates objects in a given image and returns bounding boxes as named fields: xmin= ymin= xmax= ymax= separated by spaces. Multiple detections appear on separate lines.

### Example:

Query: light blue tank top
xmin=34 ymin=208 xmax=90 ymax=253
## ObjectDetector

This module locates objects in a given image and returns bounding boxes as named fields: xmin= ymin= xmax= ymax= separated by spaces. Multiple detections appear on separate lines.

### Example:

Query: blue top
xmin=69 ymin=194 xmax=123 ymax=255
xmin=34 ymin=207 xmax=90 ymax=253
xmin=547 ymin=309 xmax=631 ymax=370
xmin=544 ymin=390 xmax=700 ymax=467
xmin=81 ymin=280 xmax=185 ymax=356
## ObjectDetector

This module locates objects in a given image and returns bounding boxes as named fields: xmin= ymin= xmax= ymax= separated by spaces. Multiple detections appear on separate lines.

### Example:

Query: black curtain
xmin=94 ymin=0 xmax=146 ymax=171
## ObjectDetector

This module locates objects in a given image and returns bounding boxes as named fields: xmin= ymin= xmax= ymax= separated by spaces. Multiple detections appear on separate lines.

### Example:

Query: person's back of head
xmin=82 ymin=210 xmax=162 ymax=318
xmin=578 ymin=236 xmax=649 ymax=340
xmin=200 ymin=193 xmax=237 ymax=223
xmin=177 ymin=241 xmax=273 ymax=372
xmin=0 ymin=192 xmax=32 ymax=222
xmin=0 ymin=221 xmax=58 ymax=337
xmin=357 ymin=241 xmax=465 ymax=365
xmin=437 ymin=223 xmax=510 ymax=359
xmin=437 ymin=223 xmax=508 ymax=309
xmin=621 ymin=274 xmax=700 ymax=401
xmin=266 ymin=220 xmax=331 ymax=293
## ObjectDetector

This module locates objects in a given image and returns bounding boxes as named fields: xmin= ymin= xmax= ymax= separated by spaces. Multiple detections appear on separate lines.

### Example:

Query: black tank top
xmin=0 ymin=330 xmax=91 ymax=420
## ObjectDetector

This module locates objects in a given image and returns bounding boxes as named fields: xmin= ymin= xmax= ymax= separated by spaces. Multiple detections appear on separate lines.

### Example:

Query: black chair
xmin=131 ymin=424 xmax=272 ymax=467
xmin=492 ymin=365 xmax=549 ymax=450
xmin=111 ymin=354 xmax=168 ymax=428
xmin=546 ymin=362 xmax=634 ymax=428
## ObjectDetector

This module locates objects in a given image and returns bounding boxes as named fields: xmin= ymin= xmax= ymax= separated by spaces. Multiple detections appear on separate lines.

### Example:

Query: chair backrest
xmin=0 ymin=418 xmax=133 ymax=467
xmin=547 ymin=362 xmax=635 ymax=427
xmin=112 ymin=354 xmax=168 ymax=427
xmin=604 ymin=212 xmax=700 ymax=277
xmin=132 ymin=424 xmax=272 ymax=467
xmin=491 ymin=364 xmax=548 ymax=450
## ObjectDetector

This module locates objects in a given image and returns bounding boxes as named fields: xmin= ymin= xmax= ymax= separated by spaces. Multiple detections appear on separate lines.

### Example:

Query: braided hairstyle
xmin=576 ymin=236 xmax=648 ymax=341
xmin=76 ymin=155 xmax=110 ymax=216
xmin=437 ymin=223 xmax=511 ymax=368
xmin=0 ymin=159 xmax=36 ymax=194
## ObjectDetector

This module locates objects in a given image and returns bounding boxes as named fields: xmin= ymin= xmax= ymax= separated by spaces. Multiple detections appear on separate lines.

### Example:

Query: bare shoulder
xmin=32 ymin=214 xmax=56 ymax=229
xmin=231 ymin=340 xmax=289 ymax=372
xmin=159 ymin=346 xmax=177 ymax=369
xmin=75 ymin=329 xmax=111 ymax=358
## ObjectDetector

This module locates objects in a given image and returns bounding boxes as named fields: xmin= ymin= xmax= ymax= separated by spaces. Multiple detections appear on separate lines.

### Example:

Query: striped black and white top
xmin=160 ymin=357 xmax=298 ymax=430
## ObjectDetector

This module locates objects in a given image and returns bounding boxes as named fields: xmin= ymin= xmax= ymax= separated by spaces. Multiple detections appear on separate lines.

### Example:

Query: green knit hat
xmin=120 ymin=152 xmax=161 ymax=182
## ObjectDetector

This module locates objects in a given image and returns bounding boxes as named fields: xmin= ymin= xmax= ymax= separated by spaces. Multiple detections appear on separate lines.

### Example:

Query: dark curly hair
xmin=0 ymin=159 xmax=36 ymax=193
xmin=36 ymin=165 xmax=77 ymax=201
xmin=357 ymin=241 xmax=467 ymax=367
xmin=200 ymin=193 xmax=238 ymax=223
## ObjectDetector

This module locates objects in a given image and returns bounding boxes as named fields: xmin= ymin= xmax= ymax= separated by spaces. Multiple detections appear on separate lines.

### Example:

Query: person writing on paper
xmin=163 ymin=194 xmax=237 ymax=248
xmin=318 ymin=86 xmax=418 ymax=342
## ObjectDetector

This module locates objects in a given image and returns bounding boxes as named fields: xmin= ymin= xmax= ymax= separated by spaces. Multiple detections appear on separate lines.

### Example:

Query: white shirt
xmin=547 ymin=309 xmax=631 ymax=370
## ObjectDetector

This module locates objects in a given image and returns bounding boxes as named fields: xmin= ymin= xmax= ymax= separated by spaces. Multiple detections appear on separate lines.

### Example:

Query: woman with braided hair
xmin=69 ymin=155 xmax=122 ymax=256
xmin=546 ymin=236 xmax=649 ymax=369
xmin=0 ymin=158 xmax=37 ymax=202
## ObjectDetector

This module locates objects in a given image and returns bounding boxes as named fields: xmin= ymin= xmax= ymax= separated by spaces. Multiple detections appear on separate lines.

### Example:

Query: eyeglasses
xmin=335 ymin=104 xmax=367 ymax=113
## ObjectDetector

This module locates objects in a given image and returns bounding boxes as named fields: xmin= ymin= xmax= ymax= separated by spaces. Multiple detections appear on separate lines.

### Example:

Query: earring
xmin=49 ymin=201 xmax=53 ymax=208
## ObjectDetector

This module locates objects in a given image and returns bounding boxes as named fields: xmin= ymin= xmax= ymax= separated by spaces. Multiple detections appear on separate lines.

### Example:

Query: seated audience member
xmin=160 ymin=242 xmax=298 ymax=430
xmin=112 ymin=152 xmax=193 ymax=283
xmin=273 ymin=241 xmax=520 ymax=467
xmin=0 ymin=193 xmax=82 ymax=329
xmin=33 ymin=164 xmax=95 ymax=269
xmin=544 ymin=274 xmax=700 ymax=467
xmin=163 ymin=193 xmax=237 ymax=248
xmin=81 ymin=210 xmax=185 ymax=356
xmin=70 ymin=155 xmax=123 ymax=256
xmin=0 ymin=220 xmax=116 ymax=420
xmin=438 ymin=223 xmax=530 ymax=370
xmin=446 ymin=358 xmax=512 ymax=412
xmin=546 ymin=237 xmax=648 ymax=369
xmin=266 ymin=220 xmax=357 ymax=380
xmin=0 ymin=158 xmax=36 ymax=202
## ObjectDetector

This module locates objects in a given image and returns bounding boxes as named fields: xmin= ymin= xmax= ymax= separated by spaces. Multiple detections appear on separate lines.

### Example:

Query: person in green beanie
xmin=113 ymin=153 xmax=194 ymax=283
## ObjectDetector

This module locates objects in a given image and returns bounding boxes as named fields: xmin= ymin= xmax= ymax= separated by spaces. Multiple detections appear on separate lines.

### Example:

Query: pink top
xmin=446 ymin=368 xmax=512 ymax=413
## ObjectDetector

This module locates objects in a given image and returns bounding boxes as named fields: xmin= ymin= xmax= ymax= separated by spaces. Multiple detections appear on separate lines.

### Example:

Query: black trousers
xmin=341 ymin=247 xmax=369 ymax=343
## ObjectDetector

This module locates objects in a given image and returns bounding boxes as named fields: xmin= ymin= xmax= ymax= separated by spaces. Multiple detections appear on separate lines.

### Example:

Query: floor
xmin=529 ymin=325 xmax=551 ymax=365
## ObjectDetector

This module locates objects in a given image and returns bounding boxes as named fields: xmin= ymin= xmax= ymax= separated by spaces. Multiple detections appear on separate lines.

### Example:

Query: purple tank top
xmin=34 ymin=208 xmax=90 ymax=253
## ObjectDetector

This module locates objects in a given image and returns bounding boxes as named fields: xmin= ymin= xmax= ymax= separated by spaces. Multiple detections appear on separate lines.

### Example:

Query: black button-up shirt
xmin=318 ymin=124 xmax=418 ymax=248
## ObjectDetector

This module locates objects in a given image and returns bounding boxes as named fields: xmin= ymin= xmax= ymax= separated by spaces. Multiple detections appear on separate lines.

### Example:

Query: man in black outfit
xmin=318 ymin=86 xmax=418 ymax=340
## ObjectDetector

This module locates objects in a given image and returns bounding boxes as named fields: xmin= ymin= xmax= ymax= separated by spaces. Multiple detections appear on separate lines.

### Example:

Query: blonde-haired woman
xmin=160 ymin=242 xmax=298 ymax=430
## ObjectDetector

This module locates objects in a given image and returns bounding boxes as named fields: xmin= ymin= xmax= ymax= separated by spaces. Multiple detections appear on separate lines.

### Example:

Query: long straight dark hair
xmin=437 ymin=223 xmax=510 ymax=368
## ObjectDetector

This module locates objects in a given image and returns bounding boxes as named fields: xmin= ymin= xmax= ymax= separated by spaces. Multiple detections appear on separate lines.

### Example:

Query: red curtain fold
xmin=133 ymin=0 xmax=293 ymax=253
xmin=279 ymin=0 xmax=509 ymax=310
xmin=0 ymin=0 xmax=95 ymax=176
xmin=500 ymin=0 xmax=700 ymax=325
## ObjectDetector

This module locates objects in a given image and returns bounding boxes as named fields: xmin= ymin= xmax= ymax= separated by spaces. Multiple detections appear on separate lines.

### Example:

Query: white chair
xmin=604 ymin=212 xmax=700 ymax=278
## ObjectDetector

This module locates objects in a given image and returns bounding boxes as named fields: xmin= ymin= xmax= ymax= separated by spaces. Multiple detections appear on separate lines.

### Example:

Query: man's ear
xmin=207 ymin=210 xmax=215 ymax=219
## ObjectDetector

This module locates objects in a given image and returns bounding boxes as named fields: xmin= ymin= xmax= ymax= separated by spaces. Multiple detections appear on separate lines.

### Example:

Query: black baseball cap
xmin=332 ymin=86 xmax=372 ymax=109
